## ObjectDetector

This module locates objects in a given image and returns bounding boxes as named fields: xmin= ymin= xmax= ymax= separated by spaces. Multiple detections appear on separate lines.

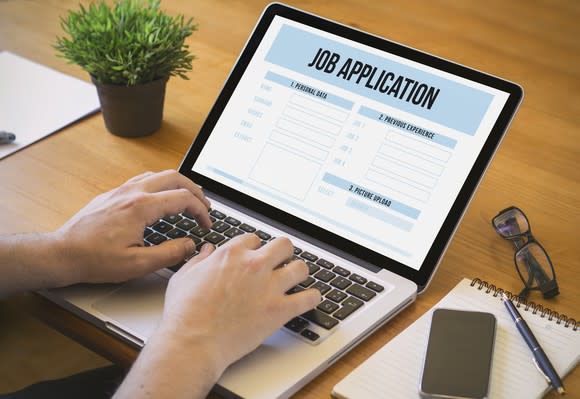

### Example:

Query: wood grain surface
xmin=0 ymin=1 xmax=578 ymax=397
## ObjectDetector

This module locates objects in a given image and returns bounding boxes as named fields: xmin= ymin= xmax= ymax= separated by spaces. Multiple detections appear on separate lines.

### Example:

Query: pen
xmin=501 ymin=293 xmax=566 ymax=395
xmin=0 ymin=131 xmax=16 ymax=145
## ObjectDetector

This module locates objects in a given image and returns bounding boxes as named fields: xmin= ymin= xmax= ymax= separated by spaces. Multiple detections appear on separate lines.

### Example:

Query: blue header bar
xmin=322 ymin=172 xmax=420 ymax=219
xmin=265 ymin=71 xmax=354 ymax=110
xmin=265 ymin=24 xmax=493 ymax=136
xmin=358 ymin=105 xmax=457 ymax=149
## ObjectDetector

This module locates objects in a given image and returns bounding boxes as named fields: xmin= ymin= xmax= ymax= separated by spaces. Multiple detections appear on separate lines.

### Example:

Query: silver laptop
xmin=42 ymin=3 xmax=522 ymax=398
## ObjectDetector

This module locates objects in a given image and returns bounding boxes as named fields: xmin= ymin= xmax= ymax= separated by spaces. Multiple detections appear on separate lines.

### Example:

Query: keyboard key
xmin=284 ymin=317 xmax=308 ymax=333
xmin=143 ymin=227 xmax=154 ymax=238
xmin=204 ymin=232 xmax=225 ymax=245
xmin=210 ymin=216 xmax=216 ymax=223
xmin=300 ymin=251 xmax=318 ymax=262
xmin=300 ymin=329 xmax=320 ymax=342
xmin=166 ymin=228 xmax=187 ymax=239
xmin=210 ymin=209 xmax=226 ymax=219
xmin=224 ymin=216 xmax=241 ymax=226
xmin=147 ymin=232 xmax=167 ymax=245
xmin=343 ymin=296 xmax=364 ymax=309
xmin=224 ymin=227 xmax=244 ymax=238
xmin=366 ymin=281 xmax=385 ymax=292
xmin=317 ymin=300 xmax=339 ymax=314
xmin=176 ymin=218 xmax=196 ymax=231
xmin=305 ymin=262 xmax=319 ymax=275
xmin=349 ymin=273 xmax=367 ymax=285
xmin=334 ymin=305 xmax=360 ymax=320
xmin=302 ymin=309 xmax=339 ymax=330
xmin=299 ymin=276 xmax=316 ymax=288
xmin=286 ymin=285 xmax=304 ymax=295
xmin=217 ymin=238 xmax=230 ymax=247
xmin=330 ymin=276 xmax=352 ymax=290
xmin=314 ymin=269 xmax=336 ymax=283
xmin=163 ymin=214 xmax=182 ymax=224
xmin=211 ymin=220 xmax=229 ymax=233
xmin=311 ymin=281 xmax=331 ymax=295
xmin=168 ymin=261 xmax=185 ymax=273
xmin=152 ymin=221 xmax=172 ymax=234
xmin=293 ymin=246 xmax=302 ymax=255
xmin=326 ymin=289 xmax=348 ymax=303
xmin=239 ymin=223 xmax=256 ymax=233
xmin=190 ymin=226 xmax=211 ymax=237
xmin=255 ymin=230 xmax=271 ymax=240
xmin=332 ymin=266 xmax=350 ymax=277
xmin=187 ymin=235 xmax=202 ymax=245
xmin=316 ymin=258 xmax=334 ymax=269
xmin=346 ymin=284 xmax=376 ymax=301
xmin=333 ymin=297 xmax=364 ymax=320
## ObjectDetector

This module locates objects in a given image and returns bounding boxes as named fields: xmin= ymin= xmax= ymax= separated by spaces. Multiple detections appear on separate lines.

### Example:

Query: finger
xmin=130 ymin=237 xmax=197 ymax=275
xmin=255 ymin=237 xmax=293 ymax=269
xmin=229 ymin=232 xmax=261 ymax=250
xmin=180 ymin=242 xmax=215 ymax=273
xmin=138 ymin=170 xmax=211 ymax=209
xmin=280 ymin=288 xmax=321 ymax=322
xmin=274 ymin=259 xmax=309 ymax=292
xmin=137 ymin=189 xmax=212 ymax=227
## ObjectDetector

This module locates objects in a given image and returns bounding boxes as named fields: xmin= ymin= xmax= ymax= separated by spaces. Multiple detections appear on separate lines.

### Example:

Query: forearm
xmin=0 ymin=232 xmax=76 ymax=297
xmin=114 ymin=325 xmax=224 ymax=399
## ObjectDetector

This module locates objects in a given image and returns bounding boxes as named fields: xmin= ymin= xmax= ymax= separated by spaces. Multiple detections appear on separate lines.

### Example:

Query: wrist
xmin=152 ymin=322 xmax=227 ymax=380
xmin=115 ymin=323 xmax=225 ymax=399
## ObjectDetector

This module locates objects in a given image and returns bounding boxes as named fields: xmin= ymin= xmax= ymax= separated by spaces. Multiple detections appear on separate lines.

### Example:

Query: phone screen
xmin=420 ymin=309 xmax=496 ymax=399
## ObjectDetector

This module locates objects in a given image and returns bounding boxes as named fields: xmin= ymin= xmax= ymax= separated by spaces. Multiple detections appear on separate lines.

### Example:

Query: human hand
xmin=52 ymin=170 xmax=211 ymax=285
xmin=159 ymin=234 xmax=321 ymax=376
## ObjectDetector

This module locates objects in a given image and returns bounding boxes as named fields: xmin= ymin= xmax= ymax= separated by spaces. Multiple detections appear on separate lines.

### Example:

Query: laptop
xmin=41 ymin=3 xmax=523 ymax=398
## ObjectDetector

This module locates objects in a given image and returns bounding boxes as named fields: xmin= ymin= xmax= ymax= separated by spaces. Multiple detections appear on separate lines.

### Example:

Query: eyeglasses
xmin=492 ymin=206 xmax=559 ymax=299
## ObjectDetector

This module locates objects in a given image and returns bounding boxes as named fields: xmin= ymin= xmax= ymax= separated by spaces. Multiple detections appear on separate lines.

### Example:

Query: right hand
xmin=159 ymin=234 xmax=321 ymax=375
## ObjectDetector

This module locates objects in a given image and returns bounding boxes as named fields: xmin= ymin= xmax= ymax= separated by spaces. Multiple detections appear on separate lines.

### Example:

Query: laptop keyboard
xmin=144 ymin=208 xmax=386 ymax=344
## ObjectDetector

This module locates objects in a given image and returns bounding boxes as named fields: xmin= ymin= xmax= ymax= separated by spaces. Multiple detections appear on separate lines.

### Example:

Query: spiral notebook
xmin=333 ymin=278 xmax=580 ymax=399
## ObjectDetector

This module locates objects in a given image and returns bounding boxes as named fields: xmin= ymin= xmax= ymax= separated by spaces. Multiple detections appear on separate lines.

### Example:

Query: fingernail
xmin=201 ymin=242 xmax=214 ymax=254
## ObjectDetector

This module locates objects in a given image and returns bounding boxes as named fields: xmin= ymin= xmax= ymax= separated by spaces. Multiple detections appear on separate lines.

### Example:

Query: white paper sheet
xmin=0 ymin=51 xmax=100 ymax=160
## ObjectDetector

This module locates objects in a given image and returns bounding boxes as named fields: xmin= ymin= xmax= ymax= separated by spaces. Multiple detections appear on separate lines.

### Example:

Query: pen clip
xmin=532 ymin=356 xmax=551 ymax=384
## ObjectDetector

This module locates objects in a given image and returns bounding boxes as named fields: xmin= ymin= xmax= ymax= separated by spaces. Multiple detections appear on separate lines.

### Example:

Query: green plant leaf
xmin=54 ymin=0 xmax=197 ymax=86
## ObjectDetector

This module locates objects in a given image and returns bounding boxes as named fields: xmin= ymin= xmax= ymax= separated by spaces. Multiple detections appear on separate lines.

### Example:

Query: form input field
xmin=366 ymin=169 xmax=430 ymax=203
xmin=373 ymin=155 xmax=438 ymax=188
xmin=276 ymin=118 xmax=336 ymax=148
xmin=289 ymin=94 xmax=349 ymax=122
xmin=386 ymin=131 xmax=451 ymax=162
xmin=269 ymin=130 xmax=329 ymax=161
xmin=283 ymin=106 xmax=342 ymax=136
xmin=250 ymin=143 xmax=321 ymax=200
xmin=379 ymin=144 xmax=444 ymax=176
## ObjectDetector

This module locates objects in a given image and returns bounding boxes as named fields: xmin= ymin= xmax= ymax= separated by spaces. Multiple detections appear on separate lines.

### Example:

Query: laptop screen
xmin=182 ymin=5 xmax=522 ymax=287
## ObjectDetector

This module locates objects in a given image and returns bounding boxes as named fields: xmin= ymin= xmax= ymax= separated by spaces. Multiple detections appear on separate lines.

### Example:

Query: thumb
xmin=133 ymin=237 xmax=197 ymax=274
xmin=181 ymin=242 xmax=215 ymax=272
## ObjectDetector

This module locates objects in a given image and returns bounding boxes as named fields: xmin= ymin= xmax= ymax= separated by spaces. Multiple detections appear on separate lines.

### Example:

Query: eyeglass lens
xmin=493 ymin=207 xmax=529 ymax=239
xmin=515 ymin=242 xmax=554 ymax=289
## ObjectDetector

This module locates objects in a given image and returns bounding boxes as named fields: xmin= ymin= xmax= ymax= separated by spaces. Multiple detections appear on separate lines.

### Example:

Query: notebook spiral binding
xmin=470 ymin=278 xmax=578 ymax=331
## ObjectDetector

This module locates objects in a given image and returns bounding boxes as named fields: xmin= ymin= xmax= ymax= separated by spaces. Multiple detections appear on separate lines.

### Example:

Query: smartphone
xmin=419 ymin=308 xmax=496 ymax=399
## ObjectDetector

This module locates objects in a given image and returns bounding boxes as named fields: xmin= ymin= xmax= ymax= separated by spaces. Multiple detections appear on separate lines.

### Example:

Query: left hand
xmin=52 ymin=170 xmax=211 ymax=285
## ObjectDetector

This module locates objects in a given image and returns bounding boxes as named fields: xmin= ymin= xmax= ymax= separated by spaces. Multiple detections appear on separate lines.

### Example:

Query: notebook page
xmin=0 ymin=52 xmax=99 ymax=160
xmin=333 ymin=278 xmax=580 ymax=399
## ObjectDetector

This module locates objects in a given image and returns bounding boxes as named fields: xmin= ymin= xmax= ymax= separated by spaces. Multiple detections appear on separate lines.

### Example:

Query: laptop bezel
xmin=178 ymin=2 xmax=523 ymax=290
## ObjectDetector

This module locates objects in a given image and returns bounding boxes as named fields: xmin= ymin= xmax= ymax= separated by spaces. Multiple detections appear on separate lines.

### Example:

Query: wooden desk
xmin=1 ymin=0 xmax=578 ymax=397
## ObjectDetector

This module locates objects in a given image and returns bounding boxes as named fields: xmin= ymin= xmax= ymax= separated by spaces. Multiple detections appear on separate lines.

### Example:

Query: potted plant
xmin=55 ymin=0 xmax=197 ymax=137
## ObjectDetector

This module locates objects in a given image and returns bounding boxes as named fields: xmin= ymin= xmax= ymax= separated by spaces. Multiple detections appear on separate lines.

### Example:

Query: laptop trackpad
xmin=92 ymin=273 xmax=167 ymax=340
